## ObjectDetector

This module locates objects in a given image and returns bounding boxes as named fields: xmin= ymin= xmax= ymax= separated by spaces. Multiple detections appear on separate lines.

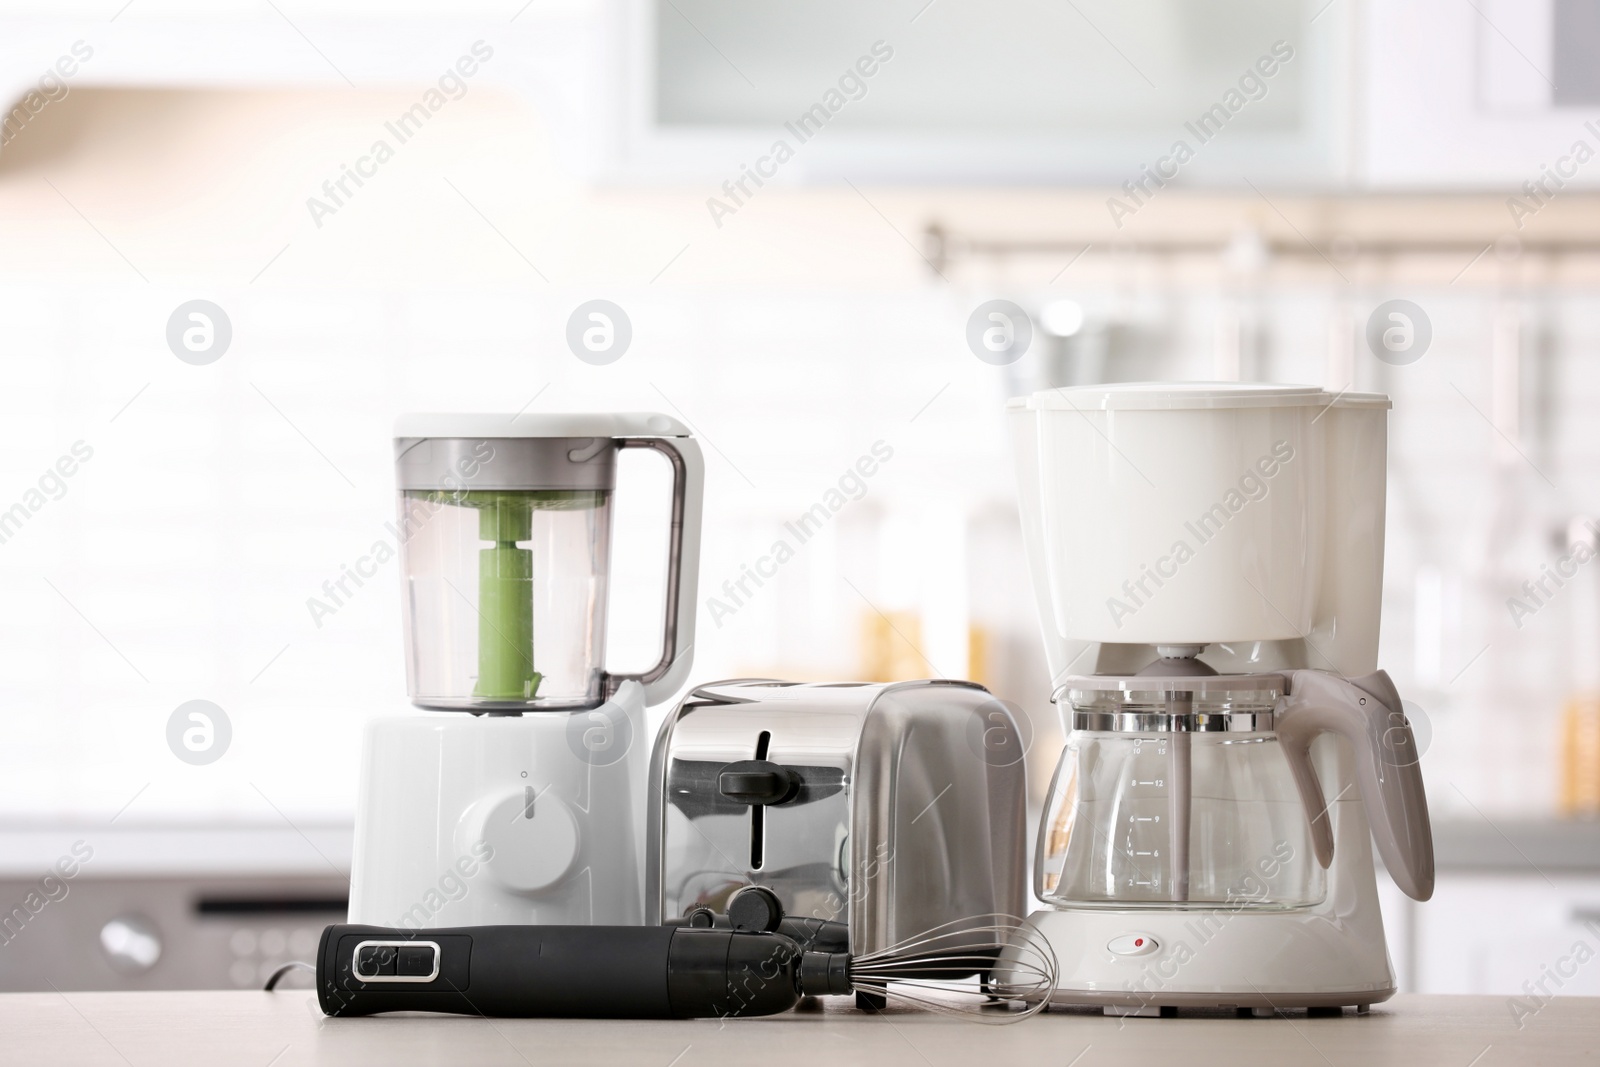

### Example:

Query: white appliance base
xmin=1010 ymin=905 xmax=1397 ymax=1014
xmin=348 ymin=682 xmax=648 ymax=929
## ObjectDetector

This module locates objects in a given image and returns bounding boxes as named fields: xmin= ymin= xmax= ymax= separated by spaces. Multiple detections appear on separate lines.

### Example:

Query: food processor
xmin=348 ymin=413 xmax=703 ymax=929
xmin=996 ymin=383 xmax=1434 ymax=1015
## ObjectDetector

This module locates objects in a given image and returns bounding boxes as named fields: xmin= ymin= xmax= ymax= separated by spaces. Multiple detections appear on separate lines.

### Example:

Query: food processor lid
xmin=393 ymin=413 xmax=693 ymax=491
xmin=393 ymin=412 xmax=691 ymax=440
xmin=1008 ymin=382 xmax=1391 ymax=411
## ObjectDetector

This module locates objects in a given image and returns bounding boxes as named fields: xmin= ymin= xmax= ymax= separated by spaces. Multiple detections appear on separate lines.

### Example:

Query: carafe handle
xmin=1277 ymin=669 xmax=1435 ymax=902
xmin=608 ymin=435 xmax=704 ymax=705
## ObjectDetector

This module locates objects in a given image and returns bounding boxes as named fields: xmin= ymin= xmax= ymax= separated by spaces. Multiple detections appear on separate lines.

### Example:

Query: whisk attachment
xmin=827 ymin=914 xmax=1058 ymax=1022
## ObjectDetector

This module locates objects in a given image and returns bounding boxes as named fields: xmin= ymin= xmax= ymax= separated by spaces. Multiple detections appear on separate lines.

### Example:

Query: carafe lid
xmin=1061 ymin=672 xmax=1284 ymax=733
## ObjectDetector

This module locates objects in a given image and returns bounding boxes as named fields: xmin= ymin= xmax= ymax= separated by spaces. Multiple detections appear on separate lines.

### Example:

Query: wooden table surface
xmin=0 ymin=991 xmax=1594 ymax=1066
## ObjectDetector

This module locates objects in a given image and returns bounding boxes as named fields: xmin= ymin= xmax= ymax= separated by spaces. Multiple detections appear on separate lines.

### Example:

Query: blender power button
xmin=1107 ymin=934 xmax=1160 ymax=957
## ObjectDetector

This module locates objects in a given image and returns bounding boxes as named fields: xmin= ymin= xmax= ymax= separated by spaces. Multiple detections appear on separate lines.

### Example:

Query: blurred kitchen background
xmin=0 ymin=0 xmax=1597 ymax=997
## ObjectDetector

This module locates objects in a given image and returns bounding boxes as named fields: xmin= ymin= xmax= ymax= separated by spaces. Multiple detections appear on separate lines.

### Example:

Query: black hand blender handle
xmin=317 ymin=924 xmax=816 ymax=1019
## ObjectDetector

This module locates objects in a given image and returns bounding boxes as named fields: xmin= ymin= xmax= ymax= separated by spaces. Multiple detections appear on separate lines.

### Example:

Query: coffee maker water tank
xmin=1007 ymin=383 xmax=1390 ymax=682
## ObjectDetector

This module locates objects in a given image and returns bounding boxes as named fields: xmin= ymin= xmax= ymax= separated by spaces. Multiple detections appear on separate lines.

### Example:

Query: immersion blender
xmin=317 ymin=889 xmax=1057 ymax=1020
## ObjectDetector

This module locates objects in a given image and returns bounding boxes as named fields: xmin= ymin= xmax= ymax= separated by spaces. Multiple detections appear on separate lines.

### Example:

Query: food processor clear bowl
xmin=1036 ymin=678 xmax=1326 ymax=910
xmin=398 ymin=487 xmax=612 ymax=711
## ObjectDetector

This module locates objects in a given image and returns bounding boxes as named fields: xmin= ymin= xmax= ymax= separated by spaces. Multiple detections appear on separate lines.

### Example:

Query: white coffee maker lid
xmin=1010 ymin=382 xmax=1391 ymax=411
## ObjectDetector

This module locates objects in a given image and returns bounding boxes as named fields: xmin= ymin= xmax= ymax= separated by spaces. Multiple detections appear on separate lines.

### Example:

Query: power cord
xmin=264 ymin=960 xmax=315 ymax=991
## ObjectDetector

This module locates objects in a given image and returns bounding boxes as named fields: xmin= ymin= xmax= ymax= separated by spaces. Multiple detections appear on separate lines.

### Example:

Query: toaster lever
xmin=718 ymin=761 xmax=800 ymax=805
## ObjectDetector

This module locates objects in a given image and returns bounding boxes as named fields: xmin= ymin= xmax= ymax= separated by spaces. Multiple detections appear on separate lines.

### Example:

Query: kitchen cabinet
xmin=1362 ymin=0 xmax=1600 ymax=188
xmin=1380 ymin=820 xmax=1600 ymax=996
xmin=0 ymin=1 xmax=1354 ymax=186
xmin=9 ymin=0 xmax=1600 ymax=189
xmin=1411 ymin=873 xmax=1600 ymax=997
xmin=619 ymin=0 xmax=1351 ymax=185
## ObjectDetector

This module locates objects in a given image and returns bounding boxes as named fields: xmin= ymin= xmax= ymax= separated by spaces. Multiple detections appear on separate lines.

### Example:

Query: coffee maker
xmin=997 ymin=383 xmax=1433 ymax=1015
xmin=348 ymin=413 xmax=703 ymax=929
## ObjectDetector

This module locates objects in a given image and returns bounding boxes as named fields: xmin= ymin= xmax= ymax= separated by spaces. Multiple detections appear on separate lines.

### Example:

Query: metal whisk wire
xmin=847 ymin=914 xmax=1058 ymax=1023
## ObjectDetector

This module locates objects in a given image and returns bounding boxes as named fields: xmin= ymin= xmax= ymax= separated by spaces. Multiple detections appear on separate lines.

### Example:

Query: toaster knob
xmin=718 ymin=760 xmax=799 ymax=805
xmin=728 ymin=886 xmax=786 ymax=933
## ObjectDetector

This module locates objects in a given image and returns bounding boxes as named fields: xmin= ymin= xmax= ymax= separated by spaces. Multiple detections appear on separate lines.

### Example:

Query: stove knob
xmin=100 ymin=916 xmax=162 ymax=973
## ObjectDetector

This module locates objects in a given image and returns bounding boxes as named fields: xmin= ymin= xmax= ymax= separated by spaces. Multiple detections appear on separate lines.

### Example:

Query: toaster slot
xmin=661 ymin=713 xmax=852 ymax=924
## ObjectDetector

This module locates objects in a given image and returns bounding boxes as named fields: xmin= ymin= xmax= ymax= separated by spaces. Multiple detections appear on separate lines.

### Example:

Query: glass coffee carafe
xmin=1037 ymin=673 xmax=1325 ymax=910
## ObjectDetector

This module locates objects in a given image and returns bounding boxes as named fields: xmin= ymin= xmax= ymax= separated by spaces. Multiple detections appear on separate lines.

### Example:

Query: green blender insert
xmin=423 ymin=489 xmax=602 ymax=702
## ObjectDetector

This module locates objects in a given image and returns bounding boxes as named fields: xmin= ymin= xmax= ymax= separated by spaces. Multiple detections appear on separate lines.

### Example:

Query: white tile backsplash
xmin=2 ymin=275 xmax=1596 ymax=820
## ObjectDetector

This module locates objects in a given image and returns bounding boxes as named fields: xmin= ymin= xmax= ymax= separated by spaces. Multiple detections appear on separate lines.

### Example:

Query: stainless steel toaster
xmin=646 ymin=679 xmax=1027 ymax=955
